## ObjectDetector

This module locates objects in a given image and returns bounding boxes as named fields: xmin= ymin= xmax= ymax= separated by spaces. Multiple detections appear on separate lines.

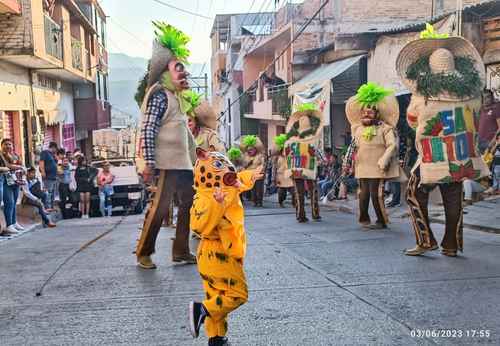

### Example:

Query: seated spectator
xmin=22 ymin=167 xmax=56 ymax=228
xmin=484 ymin=131 xmax=500 ymax=195
xmin=463 ymin=178 xmax=490 ymax=205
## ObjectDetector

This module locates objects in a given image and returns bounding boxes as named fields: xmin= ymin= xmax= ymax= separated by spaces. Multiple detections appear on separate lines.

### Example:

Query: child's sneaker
xmin=189 ymin=301 xmax=207 ymax=338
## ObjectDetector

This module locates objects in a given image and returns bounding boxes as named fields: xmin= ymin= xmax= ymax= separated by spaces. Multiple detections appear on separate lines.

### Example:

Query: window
xmin=435 ymin=0 xmax=444 ymax=15
xmin=62 ymin=124 xmax=75 ymax=151
xmin=97 ymin=72 xmax=102 ymax=100
xmin=36 ymin=75 xmax=58 ymax=90
xmin=103 ymin=75 xmax=108 ymax=101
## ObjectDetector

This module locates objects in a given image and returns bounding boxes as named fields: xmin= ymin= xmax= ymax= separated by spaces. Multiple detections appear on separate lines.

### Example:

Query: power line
xmin=218 ymin=0 xmax=331 ymax=121
xmin=150 ymin=0 xmax=213 ymax=20
xmin=108 ymin=17 xmax=149 ymax=48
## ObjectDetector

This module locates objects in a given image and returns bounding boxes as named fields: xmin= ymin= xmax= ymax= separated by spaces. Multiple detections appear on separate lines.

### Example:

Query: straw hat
xmin=285 ymin=105 xmax=324 ymax=144
xmin=195 ymin=101 xmax=217 ymax=130
xmin=396 ymin=37 xmax=485 ymax=101
xmin=346 ymin=94 xmax=399 ymax=128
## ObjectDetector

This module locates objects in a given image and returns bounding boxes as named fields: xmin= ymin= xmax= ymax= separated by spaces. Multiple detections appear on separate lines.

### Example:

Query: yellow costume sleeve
xmin=237 ymin=170 xmax=255 ymax=193
xmin=190 ymin=193 xmax=226 ymax=238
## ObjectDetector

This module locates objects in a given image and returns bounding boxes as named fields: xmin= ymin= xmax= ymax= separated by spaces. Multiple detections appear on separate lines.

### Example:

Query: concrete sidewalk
xmin=323 ymin=194 xmax=500 ymax=234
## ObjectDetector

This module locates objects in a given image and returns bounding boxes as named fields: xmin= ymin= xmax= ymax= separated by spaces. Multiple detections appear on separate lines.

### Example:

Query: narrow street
xmin=1 ymin=202 xmax=499 ymax=345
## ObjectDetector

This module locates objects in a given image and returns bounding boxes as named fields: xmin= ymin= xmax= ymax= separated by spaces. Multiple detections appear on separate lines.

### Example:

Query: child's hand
xmin=213 ymin=188 xmax=227 ymax=204
xmin=252 ymin=165 xmax=264 ymax=182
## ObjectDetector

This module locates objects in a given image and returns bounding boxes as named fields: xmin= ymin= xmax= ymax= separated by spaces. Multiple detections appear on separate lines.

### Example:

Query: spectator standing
xmin=478 ymin=90 xmax=500 ymax=152
xmin=485 ymin=132 xmax=500 ymax=194
xmin=75 ymin=155 xmax=98 ymax=218
xmin=57 ymin=151 xmax=74 ymax=218
xmin=22 ymin=167 xmax=56 ymax=228
xmin=39 ymin=142 xmax=58 ymax=211
xmin=0 ymin=139 xmax=25 ymax=233
xmin=97 ymin=162 xmax=115 ymax=217
xmin=0 ymin=153 xmax=10 ymax=236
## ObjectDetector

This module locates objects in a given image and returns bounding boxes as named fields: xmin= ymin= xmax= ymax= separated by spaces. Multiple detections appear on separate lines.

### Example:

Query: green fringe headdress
xmin=420 ymin=23 xmax=449 ymax=40
xmin=228 ymin=147 xmax=242 ymax=162
xmin=273 ymin=134 xmax=288 ymax=150
xmin=153 ymin=21 xmax=191 ymax=63
xmin=356 ymin=82 xmax=393 ymax=108
xmin=183 ymin=90 xmax=203 ymax=117
xmin=294 ymin=102 xmax=318 ymax=113
xmin=242 ymin=135 xmax=258 ymax=148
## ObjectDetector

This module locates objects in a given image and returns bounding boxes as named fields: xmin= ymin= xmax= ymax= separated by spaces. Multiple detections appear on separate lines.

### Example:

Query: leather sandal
xmin=404 ymin=244 xmax=438 ymax=256
xmin=441 ymin=249 xmax=457 ymax=257
xmin=137 ymin=255 xmax=157 ymax=269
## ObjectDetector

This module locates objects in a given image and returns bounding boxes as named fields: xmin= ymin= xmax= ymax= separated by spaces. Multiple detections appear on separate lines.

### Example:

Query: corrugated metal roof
xmin=289 ymin=55 xmax=366 ymax=95
xmin=348 ymin=0 xmax=500 ymax=36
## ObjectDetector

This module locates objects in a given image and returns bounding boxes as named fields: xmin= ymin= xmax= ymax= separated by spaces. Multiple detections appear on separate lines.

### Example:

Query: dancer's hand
xmin=252 ymin=165 xmax=264 ymax=182
xmin=142 ymin=165 xmax=155 ymax=184
xmin=213 ymin=188 xmax=227 ymax=204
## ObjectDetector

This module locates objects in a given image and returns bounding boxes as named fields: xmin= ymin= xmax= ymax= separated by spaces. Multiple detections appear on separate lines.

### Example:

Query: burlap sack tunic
xmin=407 ymin=95 xmax=489 ymax=184
xmin=352 ymin=123 xmax=400 ymax=179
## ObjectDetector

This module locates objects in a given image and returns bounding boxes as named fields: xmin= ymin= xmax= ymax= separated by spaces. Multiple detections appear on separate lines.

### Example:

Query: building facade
xmin=0 ymin=0 xmax=110 ymax=165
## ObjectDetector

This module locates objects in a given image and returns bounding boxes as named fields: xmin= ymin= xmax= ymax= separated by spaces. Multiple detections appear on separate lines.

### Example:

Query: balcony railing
xmin=44 ymin=14 xmax=63 ymax=60
xmin=268 ymin=85 xmax=291 ymax=118
xmin=71 ymin=37 xmax=83 ymax=71
xmin=98 ymin=43 xmax=108 ymax=73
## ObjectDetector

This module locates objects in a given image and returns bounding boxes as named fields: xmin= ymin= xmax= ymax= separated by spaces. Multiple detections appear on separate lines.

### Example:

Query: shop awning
xmin=45 ymin=109 xmax=67 ymax=126
xmin=289 ymin=54 xmax=366 ymax=96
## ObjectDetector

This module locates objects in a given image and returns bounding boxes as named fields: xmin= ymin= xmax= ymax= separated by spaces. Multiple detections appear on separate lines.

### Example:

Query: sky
xmin=101 ymin=0 xmax=284 ymax=65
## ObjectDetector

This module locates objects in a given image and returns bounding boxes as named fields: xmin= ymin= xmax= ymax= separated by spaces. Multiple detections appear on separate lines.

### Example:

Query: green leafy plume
xmin=182 ymin=90 xmax=202 ymax=116
xmin=242 ymin=135 xmax=257 ymax=147
xmin=420 ymin=23 xmax=449 ymax=39
xmin=228 ymin=147 xmax=242 ymax=161
xmin=153 ymin=21 xmax=190 ymax=63
xmin=356 ymin=82 xmax=393 ymax=107
xmin=273 ymin=134 xmax=288 ymax=150
xmin=294 ymin=102 xmax=318 ymax=113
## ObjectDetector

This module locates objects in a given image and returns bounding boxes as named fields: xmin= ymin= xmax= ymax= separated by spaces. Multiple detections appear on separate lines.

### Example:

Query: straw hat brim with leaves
xmin=396 ymin=37 xmax=486 ymax=101
xmin=346 ymin=94 xmax=399 ymax=128
xmin=286 ymin=108 xmax=324 ymax=143
xmin=195 ymin=101 xmax=217 ymax=130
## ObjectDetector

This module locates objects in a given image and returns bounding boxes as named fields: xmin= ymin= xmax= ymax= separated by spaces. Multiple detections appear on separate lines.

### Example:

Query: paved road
xmin=1 ymin=203 xmax=499 ymax=345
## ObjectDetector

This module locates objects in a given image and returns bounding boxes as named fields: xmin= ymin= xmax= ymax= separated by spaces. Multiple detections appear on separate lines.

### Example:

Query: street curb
xmin=0 ymin=222 xmax=43 ymax=244
xmin=430 ymin=217 xmax=500 ymax=234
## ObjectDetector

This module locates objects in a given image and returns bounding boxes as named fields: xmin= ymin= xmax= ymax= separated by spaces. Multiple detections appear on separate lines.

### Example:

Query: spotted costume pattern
xmin=190 ymin=150 xmax=255 ymax=338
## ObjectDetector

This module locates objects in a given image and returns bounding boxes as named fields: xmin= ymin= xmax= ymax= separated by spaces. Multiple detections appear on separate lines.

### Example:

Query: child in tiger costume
xmin=189 ymin=148 xmax=263 ymax=346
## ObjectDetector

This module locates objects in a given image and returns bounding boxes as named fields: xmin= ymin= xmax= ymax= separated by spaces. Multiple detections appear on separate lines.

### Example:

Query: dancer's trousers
xmin=293 ymin=179 xmax=320 ymax=220
xmin=136 ymin=170 xmax=194 ymax=257
xmin=406 ymin=171 xmax=463 ymax=252
xmin=198 ymin=239 xmax=248 ymax=338
xmin=278 ymin=187 xmax=295 ymax=206
xmin=358 ymin=178 xmax=388 ymax=225
xmin=252 ymin=179 xmax=264 ymax=205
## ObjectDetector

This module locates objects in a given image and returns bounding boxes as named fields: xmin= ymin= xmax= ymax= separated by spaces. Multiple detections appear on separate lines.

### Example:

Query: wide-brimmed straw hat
xmin=346 ymin=94 xmax=399 ymax=128
xmin=396 ymin=36 xmax=485 ymax=101
xmin=286 ymin=104 xmax=324 ymax=144
xmin=195 ymin=101 xmax=217 ymax=130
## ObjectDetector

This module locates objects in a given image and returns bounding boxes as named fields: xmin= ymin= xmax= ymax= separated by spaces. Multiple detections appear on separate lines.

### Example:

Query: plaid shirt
xmin=140 ymin=90 xmax=168 ymax=167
